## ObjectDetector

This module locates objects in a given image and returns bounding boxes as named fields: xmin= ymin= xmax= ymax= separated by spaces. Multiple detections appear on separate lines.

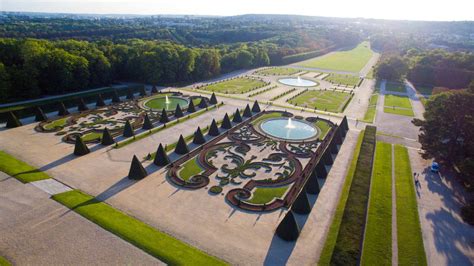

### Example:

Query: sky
xmin=1 ymin=0 xmax=473 ymax=21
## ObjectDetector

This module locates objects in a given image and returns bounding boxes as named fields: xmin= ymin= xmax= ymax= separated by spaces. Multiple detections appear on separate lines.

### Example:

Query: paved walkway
xmin=407 ymin=149 xmax=474 ymax=265
xmin=0 ymin=173 xmax=161 ymax=265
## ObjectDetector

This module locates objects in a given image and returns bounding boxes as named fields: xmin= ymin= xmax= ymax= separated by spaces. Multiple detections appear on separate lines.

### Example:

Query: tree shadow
xmin=263 ymin=233 xmax=297 ymax=266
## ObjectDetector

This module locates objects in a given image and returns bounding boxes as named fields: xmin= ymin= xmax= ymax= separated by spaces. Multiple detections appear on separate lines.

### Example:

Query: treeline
xmin=0 ymin=38 xmax=278 ymax=102
xmin=375 ymin=49 xmax=474 ymax=88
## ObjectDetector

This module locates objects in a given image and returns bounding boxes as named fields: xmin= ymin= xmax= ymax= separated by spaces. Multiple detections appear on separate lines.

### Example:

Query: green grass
xmin=363 ymin=94 xmax=379 ymax=123
xmin=200 ymin=77 xmax=267 ymax=94
xmin=0 ymin=150 xmax=51 ymax=183
xmin=366 ymin=67 xmax=375 ymax=79
xmin=361 ymin=142 xmax=392 ymax=265
xmin=256 ymin=68 xmax=299 ymax=76
xmin=178 ymin=157 xmax=204 ymax=181
xmin=316 ymin=120 xmax=331 ymax=139
xmin=384 ymin=94 xmax=412 ymax=109
xmin=81 ymin=132 xmax=102 ymax=142
xmin=385 ymin=81 xmax=406 ymax=93
xmin=394 ymin=145 xmax=427 ymax=266
xmin=43 ymin=117 xmax=68 ymax=130
xmin=319 ymin=130 xmax=365 ymax=265
xmin=383 ymin=107 xmax=414 ymax=117
xmin=324 ymin=73 xmax=361 ymax=87
xmin=288 ymin=90 xmax=352 ymax=113
xmin=0 ymin=256 xmax=11 ymax=266
xmin=53 ymin=190 xmax=226 ymax=265
xmin=246 ymin=186 xmax=290 ymax=204
xmin=330 ymin=126 xmax=377 ymax=265
xmin=297 ymin=42 xmax=374 ymax=73
xmin=250 ymin=112 xmax=284 ymax=126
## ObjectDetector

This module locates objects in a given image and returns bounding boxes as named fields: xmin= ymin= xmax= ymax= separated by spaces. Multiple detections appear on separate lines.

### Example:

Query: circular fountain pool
xmin=144 ymin=96 xmax=189 ymax=111
xmin=260 ymin=118 xmax=318 ymax=140
xmin=278 ymin=77 xmax=317 ymax=87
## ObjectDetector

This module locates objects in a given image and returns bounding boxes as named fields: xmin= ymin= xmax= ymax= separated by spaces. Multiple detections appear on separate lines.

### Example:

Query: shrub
xmin=209 ymin=186 xmax=223 ymax=194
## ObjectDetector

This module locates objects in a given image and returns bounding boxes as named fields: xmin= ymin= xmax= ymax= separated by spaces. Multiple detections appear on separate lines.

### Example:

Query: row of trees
xmin=0 ymin=38 xmax=277 ymax=102
xmin=375 ymin=49 xmax=474 ymax=88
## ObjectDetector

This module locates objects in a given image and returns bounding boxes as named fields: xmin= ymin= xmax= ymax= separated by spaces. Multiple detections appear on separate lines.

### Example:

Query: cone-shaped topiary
xmin=126 ymin=89 xmax=134 ymax=100
xmin=305 ymin=171 xmax=320 ymax=195
xmin=323 ymin=150 xmax=333 ymax=165
xmin=123 ymin=120 xmax=134 ymax=137
xmin=243 ymin=104 xmax=252 ymax=117
xmin=58 ymin=102 xmax=69 ymax=116
xmin=6 ymin=111 xmax=22 ymax=128
xmin=221 ymin=113 xmax=232 ymax=129
xmin=142 ymin=113 xmax=153 ymax=130
xmin=151 ymin=85 xmax=158 ymax=94
xmin=101 ymin=127 xmax=115 ymax=145
xmin=316 ymin=162 xmax=328 ymax=179
xmin=193 ymin=127 xmax=206 ymax=144
xmin=78 ymin=98 xmax=88 ymax=111
xmin=34 ymin=107 xmax=47 ymax=122
xmin=292 ymin=190 xmax=311 ymax=214
xmin=174 ymin=104 xmax=184 ymax=118
xmin=128 ymin=155 xmax=148 ymax=180
xmin=208 ymin=119 xmax=220 ymax=136
xmin=140 ymin=86 xmax=146 ymax=96
xmin=74 ymin=136 xmax=90 ymax=156
xmin=251 ymin=100 xmax=261 ymax=113
xmin=96 ymin=94 xmax=106 ymax=107
xmin=209 ymin=93 xmax=218 ymax=104
xmin=233 ymin=109 xmax=242 ymax=123
xmin=275 ymin=210 xmax=300 ymax=241
xmin=187 ymin=100 xmax=196 ymax=113
xmin=112 ymin=90 xmax=121 ymax=103
xmin=153 ymin=143 xmax=170 ymax=166
xmin=159 ymin=108 xmax=169 ymax=123
xmin=198 ymin=98 xmax=208 ymax=108
xmin=174 ymin=135 xmax=189 ymax=155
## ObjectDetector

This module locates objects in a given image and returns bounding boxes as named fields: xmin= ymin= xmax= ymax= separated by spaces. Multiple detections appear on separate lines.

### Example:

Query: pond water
xmin=260 ymin=118 xmax=318 ymax=140
xmin=144 ymin=96 xmax=189 ymax=111
xmin=278 ymin=77 xmax=317 ymax=87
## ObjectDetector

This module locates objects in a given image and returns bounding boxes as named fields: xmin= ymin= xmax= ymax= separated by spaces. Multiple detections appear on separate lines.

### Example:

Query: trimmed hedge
xmin=330 ymin=125 xmax=377 ymax=265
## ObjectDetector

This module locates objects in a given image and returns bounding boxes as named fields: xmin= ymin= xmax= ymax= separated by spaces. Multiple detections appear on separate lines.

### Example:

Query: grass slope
xmin=330 ymin=126 xmax=377 ymax=265
xmin=53 ymin=190 xmax=226 ymax=265
xmin=0 ymin=150 xmax=50 ymax=183
xmin=200 ymin=78 xmax=266 ymax=94
xmin=361 ymin=142 xmax=392 ymax=265
xmin=394 ymin=145 xmax=427 ymax=266
xmin=318 ymin=130 xmax=365 ymax=265
xmin=298 ymin=42 xmax=374 ymax=73
xmin=288 ymin=90 xmax=352 ymax=113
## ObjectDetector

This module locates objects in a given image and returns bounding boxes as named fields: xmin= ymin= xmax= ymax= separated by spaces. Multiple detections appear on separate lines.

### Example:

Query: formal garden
xmin=383 ymin=94 xmax=414 ymax=117
xmin=287 ymin=89 xmax=353 ymax=113
xmin=196 ymin=77 xmax=269 ymax=94
xmin=165 ymin=110 xmax=344 ymax=214
xmin=34 ymin=92 xmax=218 ymax=144
xmin=255 ymin=67 xmax=301 ymax=76
xmin=324 ymin=73 xmax=362 ymax=87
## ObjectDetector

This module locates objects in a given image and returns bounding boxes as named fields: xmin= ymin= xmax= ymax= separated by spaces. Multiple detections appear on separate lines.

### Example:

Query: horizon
xmin=2 ymin=0 xmax=474 ymax=22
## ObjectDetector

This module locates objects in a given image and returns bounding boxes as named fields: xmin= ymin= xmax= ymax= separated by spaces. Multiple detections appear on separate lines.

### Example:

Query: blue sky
xmin=2 ymin=0 xmax=473 ymax=21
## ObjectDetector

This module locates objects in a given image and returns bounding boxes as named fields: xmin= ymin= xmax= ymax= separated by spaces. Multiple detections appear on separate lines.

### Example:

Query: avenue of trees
xmin=375 ymin=49 xmax=474 ymax=88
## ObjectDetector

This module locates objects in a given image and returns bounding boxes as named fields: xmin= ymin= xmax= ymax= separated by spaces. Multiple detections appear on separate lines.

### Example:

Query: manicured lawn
xmin=178 ymin=157 xmax=204 ymax=181
xmin=0 ymin=256 xmax=10 ymax=266
xmin=384 ymin=94 xmax=412 ymax=109
xmin=363 ymin=94 xmax=379 ymax=123
xmin=385 ymin=81 xmax=406 ymax=93
xmin=43 ymin=117 xmax=68 ymax=130
xmin=200 ymin=77 xmax=267 ymax=94
xmin=324 ymin=73 xmax=361 ymax=87
xmin=330 ymin=126 xmax=376 ymax=265
xmin=0 ymin=150 xmax=50 ymax=183
xmin=297 ymin=42 xmax=374 ymax=73
xmin=394 ymin=145 xmax=427 ymax=266
xmin=53 ymin=190 xmax=226 ymax=265
xmin=319 ymin=130 xmax=365 ymax=265
xmin=288 ymin=90 xmax=352 ymax=113
xmin=361 ymin=142 xmax=392 ymax=265
xmin=81 ymin=132 xmax=102 ymax=142
xmin=383 ymin=107 xmax=414 ymax=117
xmin=246 ymin=185 xmax=290 ymax=204
xmin=316 ymin=120 xmax=331 ymax=139
xmin=250 ymin=111 xmax=283 ymax=126
xmin=256 ymin=68 xmax=299 ymax=76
